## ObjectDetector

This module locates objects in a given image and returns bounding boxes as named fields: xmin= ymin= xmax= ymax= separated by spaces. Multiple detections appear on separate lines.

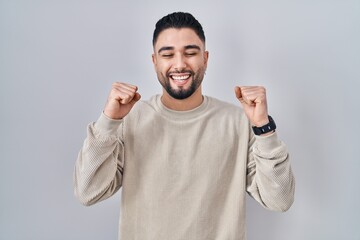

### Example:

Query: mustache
xmin=166 ymin=70 xmax=194 ymax=78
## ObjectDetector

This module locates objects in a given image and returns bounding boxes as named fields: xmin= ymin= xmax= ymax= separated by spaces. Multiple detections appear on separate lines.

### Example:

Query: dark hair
xmin=153 ymin=12 xmax=205 ymax=46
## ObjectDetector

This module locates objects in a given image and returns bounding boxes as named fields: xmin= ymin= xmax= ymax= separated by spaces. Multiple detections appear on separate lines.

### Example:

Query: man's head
xmin=152 ymin=12 xmax=206 ymax=47
xmin=152 ymin=12 xmax=208 ymax=101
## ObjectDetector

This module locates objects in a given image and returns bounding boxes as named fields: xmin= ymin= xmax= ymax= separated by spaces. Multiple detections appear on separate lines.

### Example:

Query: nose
xmin=173 ymin=54 xmax=187 ymax=71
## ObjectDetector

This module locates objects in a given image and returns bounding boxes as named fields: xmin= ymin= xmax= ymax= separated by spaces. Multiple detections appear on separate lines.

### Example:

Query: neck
xmin=161 ymin=87 xmax=203 ymax=111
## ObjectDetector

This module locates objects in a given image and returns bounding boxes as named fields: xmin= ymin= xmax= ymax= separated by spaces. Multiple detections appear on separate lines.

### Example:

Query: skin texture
xmin=103 ymin=27 xmax=270 ymax=132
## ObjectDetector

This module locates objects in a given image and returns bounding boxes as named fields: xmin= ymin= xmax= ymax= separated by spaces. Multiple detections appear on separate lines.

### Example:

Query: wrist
xmin=252 ymin=115 xmax=276 ymax=136
xmin=103 ymin=109 xmax=124 ymax=120
xmin=252 ymin=119 xmax=270 ymax=127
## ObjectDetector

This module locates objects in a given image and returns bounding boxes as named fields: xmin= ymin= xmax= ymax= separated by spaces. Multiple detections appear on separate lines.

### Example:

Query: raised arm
xmin=73 ymin=82 xmax=141 ymax=206
xmin=235 ymin=86 xmax=295 ymax=211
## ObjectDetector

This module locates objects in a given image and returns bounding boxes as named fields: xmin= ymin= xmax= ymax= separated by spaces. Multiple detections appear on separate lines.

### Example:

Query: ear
xmin=204 ymin=51 xmax=209 ymax=66
xmin=152 ymin=53 xmax=156 ymax=65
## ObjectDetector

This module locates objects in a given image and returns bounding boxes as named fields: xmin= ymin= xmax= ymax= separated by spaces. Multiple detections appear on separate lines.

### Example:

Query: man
xmin=74 ymin=12 xmax=295 ymax=240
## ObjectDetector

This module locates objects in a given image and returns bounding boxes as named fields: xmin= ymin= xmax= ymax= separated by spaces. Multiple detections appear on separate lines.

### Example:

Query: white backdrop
xmin=1 ymin=0 xmax=359 ymax=239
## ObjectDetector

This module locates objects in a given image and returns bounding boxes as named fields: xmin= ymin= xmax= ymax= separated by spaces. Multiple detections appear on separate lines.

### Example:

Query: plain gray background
xmin=1 ymin=0 xmax=359 ymax=239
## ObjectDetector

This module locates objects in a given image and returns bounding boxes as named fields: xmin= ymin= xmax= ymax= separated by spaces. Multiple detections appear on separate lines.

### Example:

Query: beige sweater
xmin=74 ymin=95 xmax=295 ymax=240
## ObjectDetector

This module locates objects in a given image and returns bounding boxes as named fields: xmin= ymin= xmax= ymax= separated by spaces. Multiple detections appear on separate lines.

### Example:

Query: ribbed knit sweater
xmin=74 ymin=95 xmax=295 ymax=240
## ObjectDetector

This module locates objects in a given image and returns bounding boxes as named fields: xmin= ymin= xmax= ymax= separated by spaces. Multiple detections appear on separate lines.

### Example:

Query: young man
xmin=74 ymin=12 xmax=295 ymax=240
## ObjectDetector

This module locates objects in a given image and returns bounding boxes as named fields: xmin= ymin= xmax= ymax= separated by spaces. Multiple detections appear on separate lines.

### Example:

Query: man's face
xmin=152 ymin=28 xmax=209 ymax=100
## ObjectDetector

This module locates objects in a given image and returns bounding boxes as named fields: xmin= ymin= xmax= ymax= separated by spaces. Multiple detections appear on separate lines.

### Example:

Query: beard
xmin=156 ymin=67 xmax=206 ymax=100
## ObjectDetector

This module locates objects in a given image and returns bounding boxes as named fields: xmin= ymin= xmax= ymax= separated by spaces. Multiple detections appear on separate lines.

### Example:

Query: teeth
xmin=171 ymin=75 xmax=190 ymax=81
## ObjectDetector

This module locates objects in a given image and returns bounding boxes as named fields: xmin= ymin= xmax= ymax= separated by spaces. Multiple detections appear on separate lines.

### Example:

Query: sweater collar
xmin=154 ymin=94 xmax=209 ymax=120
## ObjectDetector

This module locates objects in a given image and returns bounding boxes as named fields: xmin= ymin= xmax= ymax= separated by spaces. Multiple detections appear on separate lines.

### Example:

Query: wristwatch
xmin=252 ymin=115 xmax=276 ymax=135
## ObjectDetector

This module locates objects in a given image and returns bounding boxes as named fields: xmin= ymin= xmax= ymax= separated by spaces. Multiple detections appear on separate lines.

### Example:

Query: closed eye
xmin=185 ymin=52 xmax=197 ymax=56
xmin=161 ymin=53 xmax=174 ymax=58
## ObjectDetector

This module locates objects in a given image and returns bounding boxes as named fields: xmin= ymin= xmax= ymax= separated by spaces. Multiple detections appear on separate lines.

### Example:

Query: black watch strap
xmin=252 ymin=115 xmax=276 ymax=135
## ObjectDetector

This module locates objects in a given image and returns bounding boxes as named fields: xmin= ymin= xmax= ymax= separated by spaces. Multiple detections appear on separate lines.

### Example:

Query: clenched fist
xmin=234 ymin=86 xmax=269 ymax=127
xmin=103 ymin=82 xmax=141 ymax=119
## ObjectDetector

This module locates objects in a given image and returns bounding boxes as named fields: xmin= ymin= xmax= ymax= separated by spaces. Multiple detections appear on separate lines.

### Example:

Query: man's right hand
xmin=103 ymin=82 xmax=141 ymax=119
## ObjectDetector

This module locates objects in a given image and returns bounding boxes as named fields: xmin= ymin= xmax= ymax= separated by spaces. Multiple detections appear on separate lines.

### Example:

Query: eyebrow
xmin=184 ymin=45 xmax=201 ymax=51
xmin=158 ymin=44 xmax=201 ymax=54
xmin=158 ymin=46 xmax=174 ymax=54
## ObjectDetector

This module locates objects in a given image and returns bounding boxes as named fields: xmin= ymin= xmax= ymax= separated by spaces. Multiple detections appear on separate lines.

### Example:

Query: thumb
xmin=129 ymin=92 xmax=141 ymax=106
xmin=234 ymin=86 xmax=244 ymax=104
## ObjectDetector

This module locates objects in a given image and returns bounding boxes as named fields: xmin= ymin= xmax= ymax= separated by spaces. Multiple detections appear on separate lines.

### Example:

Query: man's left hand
xmin=234 ymin=86 xmax=269 ymax=127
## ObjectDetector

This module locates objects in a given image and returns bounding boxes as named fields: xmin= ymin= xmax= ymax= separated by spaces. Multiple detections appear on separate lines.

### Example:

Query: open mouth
xmin=168 ymin=73 xmax=192 ymax=86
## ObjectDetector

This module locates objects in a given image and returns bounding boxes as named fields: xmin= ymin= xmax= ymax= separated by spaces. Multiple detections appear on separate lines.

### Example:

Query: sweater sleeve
xmin=246 ymin=129 xmax=295 ymax=212
xmin=73 ymin=113 xmax=125 ymax=206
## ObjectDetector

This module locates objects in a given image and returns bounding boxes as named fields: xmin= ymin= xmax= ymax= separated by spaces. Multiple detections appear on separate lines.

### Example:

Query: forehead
xmin=154 ymin=28 xmax=205 ymax=51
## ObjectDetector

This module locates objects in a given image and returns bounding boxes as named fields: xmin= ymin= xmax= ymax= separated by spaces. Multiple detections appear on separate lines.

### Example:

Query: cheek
xmin=191 ymin=59 xmax=206 ymax=71
xmin=155 ymin=61 xmax=171 ymax=73
xmin=155 ymin=65 xmax=169 ymax=78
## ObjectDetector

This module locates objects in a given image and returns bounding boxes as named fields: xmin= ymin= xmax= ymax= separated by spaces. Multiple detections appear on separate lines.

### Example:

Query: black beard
xmin=164 ymin=77 xmax=197 ymax=100
xmin=157 ymin=69 xmax=205 ymax=100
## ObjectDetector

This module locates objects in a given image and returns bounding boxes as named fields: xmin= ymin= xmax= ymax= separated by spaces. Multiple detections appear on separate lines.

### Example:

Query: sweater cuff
xmin=254 ymin=132 xmax=282 ymax=152
xmin=94 ymin=112 xmax=124 ymax=136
